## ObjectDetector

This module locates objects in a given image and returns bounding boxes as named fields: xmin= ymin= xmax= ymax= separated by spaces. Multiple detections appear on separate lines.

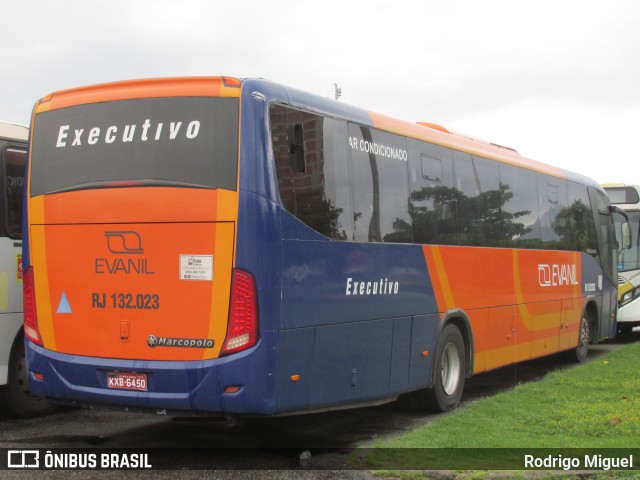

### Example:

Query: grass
xmin=351 ymin=340 xmax=640 ymax=478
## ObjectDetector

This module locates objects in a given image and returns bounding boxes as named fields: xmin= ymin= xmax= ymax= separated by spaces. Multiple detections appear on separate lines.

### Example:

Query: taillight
xmin=221 ymin=269 xmax=258 ymax=356
xmin=23 ymin=266 xmax=43 ymax=346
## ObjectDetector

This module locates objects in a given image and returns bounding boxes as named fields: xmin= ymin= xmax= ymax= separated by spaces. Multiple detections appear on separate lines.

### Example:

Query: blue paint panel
xmin=409 ymin=314 xmax=439 ymax=388
xmin=281 ymin=239 xmax=437 ymax=329
xmin=580 ymin=252 xmax=617 ymax=338
xmin=275 ymin=327 xmax=315 ymax=411
xmin=390 ymin=317 xmax=412 ymax=393
xmin=235 ymin=191 xmax=282 ymax=332
xmin=26 ymin=332 xmax=279 ymax=415
xmin=311 ymin=319 xmax=394 ymax=407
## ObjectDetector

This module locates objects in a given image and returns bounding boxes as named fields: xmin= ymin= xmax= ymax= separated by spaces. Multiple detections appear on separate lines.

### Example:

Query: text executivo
xmin=55 ymin=119 xmax=201 ymax=148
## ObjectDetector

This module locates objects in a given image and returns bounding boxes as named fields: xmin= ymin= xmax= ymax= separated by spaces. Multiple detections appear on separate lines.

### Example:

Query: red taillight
xmin=221 ymin=269 xmax=258 ymax=356
xmin=23 ymin=266 xmax=43 ymax=346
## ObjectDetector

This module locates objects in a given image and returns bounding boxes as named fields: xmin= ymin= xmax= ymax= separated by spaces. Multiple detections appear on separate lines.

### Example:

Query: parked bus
xmin=603 ymin=184 xmax=640 ymax=334
xmin=24 ymin=77 xmax=620 ymax=416
xmin=0 ymin=121 xmax=53 ymax=417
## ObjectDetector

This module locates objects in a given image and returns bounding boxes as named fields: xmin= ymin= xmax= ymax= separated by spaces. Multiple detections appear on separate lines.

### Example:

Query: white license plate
xmin=107 ymin=372 xmax=148 ymax=391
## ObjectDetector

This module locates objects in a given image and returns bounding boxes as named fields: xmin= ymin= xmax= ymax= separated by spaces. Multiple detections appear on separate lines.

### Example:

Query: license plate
xmin=107 ymin=372 xmax=148 ymax=391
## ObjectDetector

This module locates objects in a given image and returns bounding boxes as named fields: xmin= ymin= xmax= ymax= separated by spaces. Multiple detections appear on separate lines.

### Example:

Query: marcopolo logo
xmin=147 ymin=335 xmax=214 ymax=349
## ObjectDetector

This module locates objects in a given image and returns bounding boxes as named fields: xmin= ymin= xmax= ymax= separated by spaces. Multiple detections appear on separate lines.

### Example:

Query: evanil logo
xmin=538 ymin=264 xmax=579 ymax=287
xmin=55 ymin=119 xmax=201 ymax=148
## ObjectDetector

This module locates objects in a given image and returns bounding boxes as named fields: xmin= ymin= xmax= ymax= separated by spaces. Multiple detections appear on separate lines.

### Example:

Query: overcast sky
xmin=3 ymin=0 xmax=639 ymax=185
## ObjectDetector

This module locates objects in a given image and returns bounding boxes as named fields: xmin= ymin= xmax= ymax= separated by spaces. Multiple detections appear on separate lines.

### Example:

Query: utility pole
xmin=334 ymin=83 xmax=342 ymax=101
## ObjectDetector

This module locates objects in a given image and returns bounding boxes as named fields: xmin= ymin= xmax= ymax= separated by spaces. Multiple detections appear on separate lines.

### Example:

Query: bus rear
xmin=24 ymin=77 xmax=269 ymax=413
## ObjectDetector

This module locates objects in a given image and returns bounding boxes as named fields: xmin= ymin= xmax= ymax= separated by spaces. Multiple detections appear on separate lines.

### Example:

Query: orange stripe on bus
xmin=368 ymin=110 xmax=567 ymax=179
xmin=35 ymin=77 xmax=241 ymax=113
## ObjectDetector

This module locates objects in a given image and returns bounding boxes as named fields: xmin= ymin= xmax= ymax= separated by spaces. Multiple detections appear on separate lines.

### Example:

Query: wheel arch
xmin=583 ymin=296 xmax=599 ymax=343
xmin=437 ymin=309 xmax=475 ymax=379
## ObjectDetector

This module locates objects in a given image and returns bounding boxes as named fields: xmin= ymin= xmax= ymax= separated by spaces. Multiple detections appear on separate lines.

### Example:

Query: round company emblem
xmin=147 ymin=335 xmax=158 ymax=347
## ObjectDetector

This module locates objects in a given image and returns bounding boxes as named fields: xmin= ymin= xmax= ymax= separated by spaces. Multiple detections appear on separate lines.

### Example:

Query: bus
xmin=0 ymin=121 xmax=53 ymax=417
xmin=24 ymin=77 xmax=620 ymax=416
xmin=603 ymin=184 xmax=640 ymax=334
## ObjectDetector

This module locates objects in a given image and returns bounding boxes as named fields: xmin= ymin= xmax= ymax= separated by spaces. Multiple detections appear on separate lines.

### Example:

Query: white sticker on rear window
xmin=180 ymin=255 xmax=213 ymax=281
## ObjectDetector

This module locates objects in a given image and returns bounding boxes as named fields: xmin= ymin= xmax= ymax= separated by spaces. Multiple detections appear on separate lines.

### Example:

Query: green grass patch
xmin=353 ymin=341 xmax=640 ymax=476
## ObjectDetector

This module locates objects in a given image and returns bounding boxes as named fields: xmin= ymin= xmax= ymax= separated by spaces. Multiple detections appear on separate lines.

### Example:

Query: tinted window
xmin=538 ymin=174 xmax=568 ymax=249
xmin=2 ymin=147 xmax=25 ymax=238
xmin=509 ymin=167 xmax=540 ymax=248
xmin=348 ymin=124 xmax=411 ymax=243
xmin=271 ymin=105 xmax=353 ymax=240
xmin=271 ymin=105 xmax=600 ymax=254
xmin=591 ymin=188 xmax=616 ymax=279
xmin=453 ymin=152 xmax=503 ymax=246
xmin=31 ymin=97 xmax=239 ymax=196
xmin=565 ymin=182 xmax=598 ymax=255
xmin=408 ymin=140 xmax=457 ymax=245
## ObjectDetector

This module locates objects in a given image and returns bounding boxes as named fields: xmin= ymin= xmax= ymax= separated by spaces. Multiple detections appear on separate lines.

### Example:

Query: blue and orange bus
xmin=24 ymin=77 xmax=620 ymax=416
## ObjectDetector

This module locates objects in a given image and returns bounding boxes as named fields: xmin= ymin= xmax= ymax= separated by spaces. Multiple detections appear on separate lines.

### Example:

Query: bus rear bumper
xmin=24 ymin=340 xmax=275 ymax=415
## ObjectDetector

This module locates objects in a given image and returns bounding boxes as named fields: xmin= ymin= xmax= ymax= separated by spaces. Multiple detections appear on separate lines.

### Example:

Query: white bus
xmin=0 ymin=121 xmax=53 ymax=416
xmin=603 ymin=184 xmax=640 ymax=334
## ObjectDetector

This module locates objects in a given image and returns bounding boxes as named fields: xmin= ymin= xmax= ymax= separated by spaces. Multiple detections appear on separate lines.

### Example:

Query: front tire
xmin=571 ymin=313 xmax=590 ymax=363
xmin=422 ymin=324 xmax=466 ymax=412
xmin=0 ymin=336 xmax=55 ymax=418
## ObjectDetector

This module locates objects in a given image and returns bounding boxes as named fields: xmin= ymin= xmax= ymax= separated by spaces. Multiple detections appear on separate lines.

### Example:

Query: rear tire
xmin=0 ymin=337 xmax=55 ymax=418
xmin=418 ymin=324 xmax=466 ymax=412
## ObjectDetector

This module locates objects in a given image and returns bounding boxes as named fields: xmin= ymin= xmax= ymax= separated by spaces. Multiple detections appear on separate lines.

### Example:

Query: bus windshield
xmin=4 ymin=148 xmax=25 ymax=237
xmin=615 ymin=211 xmax=640 ymax=272
xmin=30 ymin=96 xmax=239 ymax=196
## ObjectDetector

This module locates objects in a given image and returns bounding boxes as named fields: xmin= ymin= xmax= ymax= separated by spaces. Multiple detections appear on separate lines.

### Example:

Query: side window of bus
xmin=407 ymin=139 xmax=457 ymax=245
xmin=537 ymin=174 xmax=569 ymax=249
xmin=271 ymin=104 xmax=354 ymax=240
xmin=348 ymin=124 xmax=411 ymax=243
xmin=2 ymin=147 xmax=26 ymax=239
xmin=453 ymin=152 xmax=503 ymax=247
xmin=567 ymin=182 xmax=598 ymax=255
xmin=594 ymin=188 xmax=617 ymax=279
xmin=507 ymin=167 xmax=540 ymax=248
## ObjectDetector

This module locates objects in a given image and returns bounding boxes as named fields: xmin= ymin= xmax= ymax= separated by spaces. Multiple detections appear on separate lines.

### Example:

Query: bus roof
xmin=0 ymin=121 xmax=28 ymax=142
xmin=33 ymin=76 xmax=600 ymax=189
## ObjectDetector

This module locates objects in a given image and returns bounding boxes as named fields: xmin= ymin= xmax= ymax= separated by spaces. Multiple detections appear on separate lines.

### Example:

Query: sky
xmin=3 ymin=0 xmax=639 ymax=185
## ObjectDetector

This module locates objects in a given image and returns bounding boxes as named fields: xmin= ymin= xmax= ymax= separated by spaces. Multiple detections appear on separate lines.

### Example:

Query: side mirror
xmin=621 ymin=221 xmax=632 ymax=250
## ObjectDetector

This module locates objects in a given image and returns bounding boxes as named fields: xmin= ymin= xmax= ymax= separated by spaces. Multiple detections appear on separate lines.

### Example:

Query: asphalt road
xmin=0 ymin=332 xmax=635 ymax=479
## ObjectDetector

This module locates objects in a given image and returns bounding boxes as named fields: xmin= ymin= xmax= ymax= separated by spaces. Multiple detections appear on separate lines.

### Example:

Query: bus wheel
xmin=424 ymin=324 xmax=466 ymax=412
xmin=1 ymin=337 xmax=55 ymax=418
xmin=571 ymin=313 xmax=590 ymax=363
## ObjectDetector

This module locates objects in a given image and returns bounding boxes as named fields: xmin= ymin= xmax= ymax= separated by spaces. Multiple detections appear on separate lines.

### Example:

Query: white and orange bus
xmin=0 ymin=121 xmax=52 ymax=416
xmin=603 ymin=184 xmax=640 ymax=334
xmin=23 ymin=77 xmax=620 ymax=417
